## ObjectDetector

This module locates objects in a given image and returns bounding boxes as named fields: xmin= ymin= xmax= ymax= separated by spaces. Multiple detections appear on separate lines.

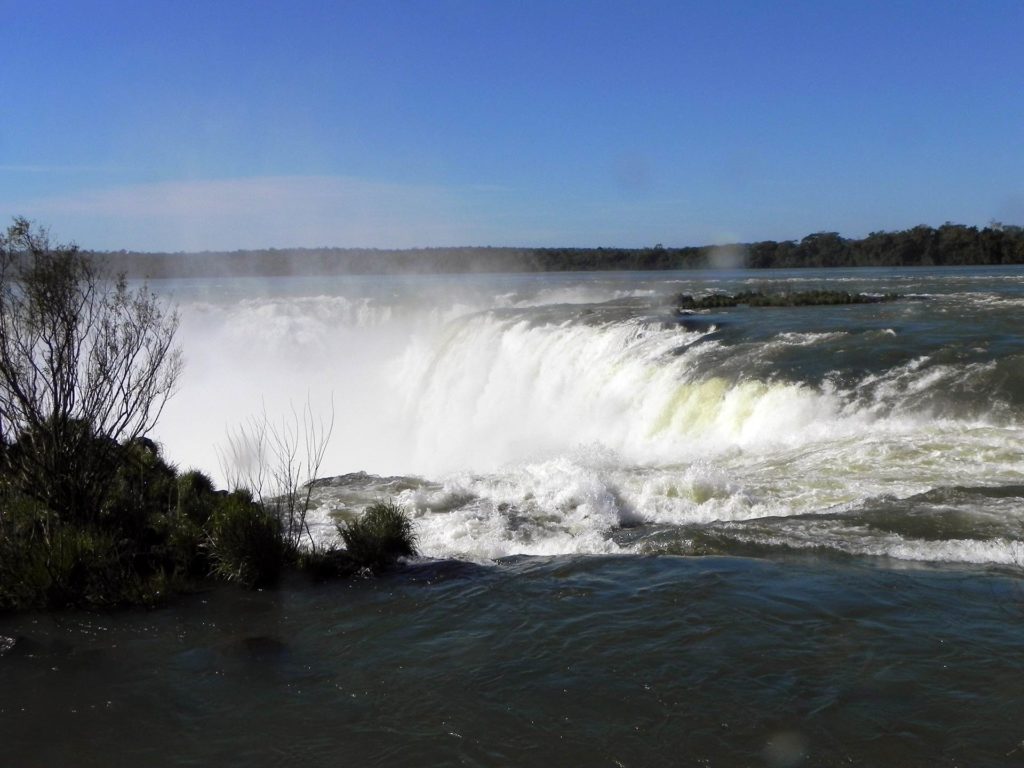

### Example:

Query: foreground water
xmin=3 ymin=266 xmax=1024 ymax=764
xmin=2 ymin=556 xmax=1023 ymax=767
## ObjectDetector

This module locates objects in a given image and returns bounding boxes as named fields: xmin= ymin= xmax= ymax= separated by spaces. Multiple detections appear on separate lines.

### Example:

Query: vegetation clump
xmin=0 ymin=218 xmax=182 ymax=522
xmin=0 ymin=220 xmax=316 ymax=611
xmin=338 ymin=500 xmax=418 ymax=572
xmin=207 ymin=490 xmax=285 ymax=589
xmin=0 ymin=430 xmax=268 ymax=609
xmin=675 ymin=289 xmax=902 ymax=311
xmin=0 ymin=218 xmax=200 ymax=609
xmin=0 ymin=454 xmax=210 ymax=609
xmin=0 ymin=218 xmax=411 ymax=611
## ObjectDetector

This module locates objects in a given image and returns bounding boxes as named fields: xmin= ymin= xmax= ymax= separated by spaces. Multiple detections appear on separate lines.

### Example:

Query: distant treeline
xmin=93 ymin=222 xmax=1024 ymax=279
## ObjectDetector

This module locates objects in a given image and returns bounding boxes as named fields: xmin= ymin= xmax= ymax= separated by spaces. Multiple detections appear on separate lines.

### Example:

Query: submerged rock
xmin=0 ymin=635 xmax=16 ymax=656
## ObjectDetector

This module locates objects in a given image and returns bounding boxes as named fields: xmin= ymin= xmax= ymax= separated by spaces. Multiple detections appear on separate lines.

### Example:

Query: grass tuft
xmin=338 ymin=500 xmax=418 ymax=572
xmin=207 ymin=491 xmax=285 ymax=589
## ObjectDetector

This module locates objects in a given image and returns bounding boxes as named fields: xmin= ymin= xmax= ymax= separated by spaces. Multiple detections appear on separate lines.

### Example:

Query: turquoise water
xmin=3 ymin=266 xmax=1024 ymax=765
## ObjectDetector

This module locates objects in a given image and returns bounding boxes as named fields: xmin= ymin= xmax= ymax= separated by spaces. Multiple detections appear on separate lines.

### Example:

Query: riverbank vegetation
xmin=0 ymin=437 xmax=419 ymax=610
xmin=96 ymin=221 xmax=1024 ymax=278
xmin=0 ymin=219 xmax=416 ymax=612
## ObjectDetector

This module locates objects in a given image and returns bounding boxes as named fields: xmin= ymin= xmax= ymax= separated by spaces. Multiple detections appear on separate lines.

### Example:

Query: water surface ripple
xmin=2 ymin=556 xmax=1023 ymax=766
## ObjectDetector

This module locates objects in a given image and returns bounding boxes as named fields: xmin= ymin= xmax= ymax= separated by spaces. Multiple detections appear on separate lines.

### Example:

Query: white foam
xmin=150 ymin=274 xmax=1024 ymax=563
xmin=727 ymin=524 xmax=1024 ymax=566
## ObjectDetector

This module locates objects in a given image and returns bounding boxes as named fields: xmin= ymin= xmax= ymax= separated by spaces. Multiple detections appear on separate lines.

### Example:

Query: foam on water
xmin=154 ymin=270 xmax=1024 ymax=567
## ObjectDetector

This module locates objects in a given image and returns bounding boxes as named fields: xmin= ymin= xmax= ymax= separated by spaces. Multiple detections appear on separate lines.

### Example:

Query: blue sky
xmin=1 ymin=0 xmax=1022 ymax=250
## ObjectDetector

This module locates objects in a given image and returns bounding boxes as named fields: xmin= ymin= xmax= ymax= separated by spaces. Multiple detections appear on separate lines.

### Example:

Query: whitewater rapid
xmin=154 ymin=268 xmax=1024 ymax=567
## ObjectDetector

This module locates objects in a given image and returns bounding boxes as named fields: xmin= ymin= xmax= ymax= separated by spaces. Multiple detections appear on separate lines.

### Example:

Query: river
xmin=2 ymin=266 xmax=1023 ymax=765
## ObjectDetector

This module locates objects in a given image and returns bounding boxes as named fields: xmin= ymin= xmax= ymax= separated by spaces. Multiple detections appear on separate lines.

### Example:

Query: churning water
xmin=2 ymin=266 xmax=1024 ymax=765
xmin=161 ymin=266 xmax=1024 ymax=566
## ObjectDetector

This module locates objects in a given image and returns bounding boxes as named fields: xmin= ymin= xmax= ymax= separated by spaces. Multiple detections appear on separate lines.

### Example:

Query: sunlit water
xmin=159 ymin=266 xmax=1024 ymax=566
xmin=3 ymin=266 xmax=1024 ymax=765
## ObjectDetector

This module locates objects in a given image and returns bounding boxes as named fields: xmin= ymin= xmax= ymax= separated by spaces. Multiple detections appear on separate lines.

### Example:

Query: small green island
xmin=675 ymin=289 xmax=903 ymax=311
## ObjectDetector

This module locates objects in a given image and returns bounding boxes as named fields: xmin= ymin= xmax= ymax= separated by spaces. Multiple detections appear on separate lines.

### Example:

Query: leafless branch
xmin=217 ymin=396 xmax=335 ymax=553
xmin=0 ymin=217 xmax=182 ymax=519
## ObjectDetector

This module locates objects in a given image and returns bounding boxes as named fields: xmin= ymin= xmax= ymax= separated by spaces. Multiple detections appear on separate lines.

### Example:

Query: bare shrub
xmin=218 ymin=398 xmax=334 ymax=553
xmin=0 ymin=218 xmax=182 ymax=521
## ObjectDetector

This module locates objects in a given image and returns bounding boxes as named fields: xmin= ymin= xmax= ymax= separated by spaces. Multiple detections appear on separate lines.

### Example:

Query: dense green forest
xmin=95 ymin=222 xmax=1024 ymax=279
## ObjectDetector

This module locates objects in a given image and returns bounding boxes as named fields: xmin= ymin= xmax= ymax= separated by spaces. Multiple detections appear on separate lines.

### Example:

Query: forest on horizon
xmin=93 ymin=221 xmax=1024 ymax=279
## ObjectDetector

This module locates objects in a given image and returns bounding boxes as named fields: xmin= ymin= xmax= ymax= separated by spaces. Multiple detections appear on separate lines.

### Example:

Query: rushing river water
xmin=2 ymin=266 xmax=1024 ymax=765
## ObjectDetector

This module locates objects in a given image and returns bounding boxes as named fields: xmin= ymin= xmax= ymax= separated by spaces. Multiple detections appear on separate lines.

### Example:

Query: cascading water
xmin=6 ymin=267 xmax=1024 ymax=768
xmin=154 ymin=268 xmax=1024 ymax=566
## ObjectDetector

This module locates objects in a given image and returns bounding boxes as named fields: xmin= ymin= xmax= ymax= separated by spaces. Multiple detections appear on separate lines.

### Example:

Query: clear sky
xmin=2 ymin=0 xmax=1022 ymax=251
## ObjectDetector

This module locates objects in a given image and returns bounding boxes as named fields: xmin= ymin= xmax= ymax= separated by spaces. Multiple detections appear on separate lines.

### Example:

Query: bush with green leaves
xmin=3 ymin=441 xmax=227 ymax=609
xmin=176 ymin=469 xmax=218 ymax=525
xmin=207 ymin=490 xmax=285 ymax=589
xmin=0 ymin=214 xmax=418 ymax=609
xmin=101 ymin=437 xmax=179 ymax=536
xmin=0 ymin=218 xmax=182 ymax=523
xmin=338 ymin=500 xmax=417 ymax=572
xmin=0 ymin=492 xmax=187 ymax=610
